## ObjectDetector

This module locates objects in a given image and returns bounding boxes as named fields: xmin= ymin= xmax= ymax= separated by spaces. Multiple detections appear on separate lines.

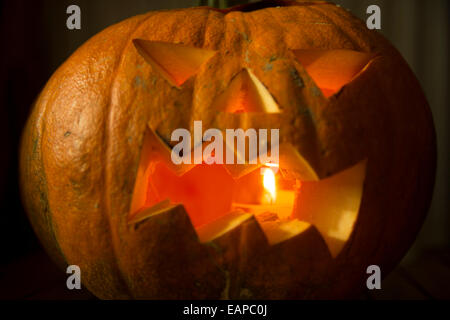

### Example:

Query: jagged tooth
xmin=127 ymin=202 xmax=191 ymax=231
xmin=124 ymin=203 xmax=226 ymax=299
xmin=234 ymin=222 xmax=333 ymax=299
xmin=295 ymin=160 xmax=367 ymax=258
xmin=198 ymin=213 xmax=269 ymax=299
xmin=128 ymin=199 xmax=178 ymax=225
xmin=256 ymin=219 xmax=312 ymax=246
xmin=196 ymin=211 xmax=254 ymax=243
xmin=279 ymin=143 xmax=319 ymax=181
xmin=203 ymin=213 xmax=269 ymax=250
xmin=262 ymin=221 xmax=330 ymax=257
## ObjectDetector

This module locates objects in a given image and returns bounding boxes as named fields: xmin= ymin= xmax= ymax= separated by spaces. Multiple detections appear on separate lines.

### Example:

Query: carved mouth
xmin=128 ymin=126 xmax=366 ymax=258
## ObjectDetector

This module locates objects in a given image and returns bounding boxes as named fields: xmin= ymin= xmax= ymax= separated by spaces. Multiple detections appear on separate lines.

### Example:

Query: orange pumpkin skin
xmin=20 ymin=1 xmax=436 ymax=299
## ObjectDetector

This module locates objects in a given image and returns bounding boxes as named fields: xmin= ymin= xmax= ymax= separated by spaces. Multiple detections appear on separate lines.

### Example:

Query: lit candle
xmin=262 ymin=167 xmax=276 ymax=204
xmin=232 ymin=164 xmax=296 ymax=220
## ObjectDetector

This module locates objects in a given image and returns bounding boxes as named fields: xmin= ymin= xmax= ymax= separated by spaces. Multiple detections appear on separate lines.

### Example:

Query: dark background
xmin=0 ymin=0 xmax=448 ymax=299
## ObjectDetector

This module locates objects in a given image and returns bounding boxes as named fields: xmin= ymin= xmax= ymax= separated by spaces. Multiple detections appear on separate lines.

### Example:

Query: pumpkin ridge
xmin=201 ymin=9 xmax=213 ymax=48
xmin=34 ymin=56 xmax=87 ymax=270
xmin=244 ymin=7 xmax=325 ymax=176
xmin=312 ymin=4 xmax=377 ymax=52
xmin=102 ymin=12 xmax=159 ymax=299
xmin=307 ymin=6 xmax=360 ymax=51
xmin=21 ymin=97 xmax=68 ymax=270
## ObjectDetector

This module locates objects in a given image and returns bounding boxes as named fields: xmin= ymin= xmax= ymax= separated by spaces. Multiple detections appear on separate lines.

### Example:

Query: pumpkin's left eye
xmin=293 ymin=49 xmax=375 ymax=98
xmin=133 ymin=39 xmax=217 ymax=87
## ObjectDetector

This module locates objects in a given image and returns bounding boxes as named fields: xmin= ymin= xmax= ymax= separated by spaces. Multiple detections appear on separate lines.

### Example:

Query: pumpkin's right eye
xmin=133 ymin=39 xmax=217 ymax=88
xmin=293 ymin=49 xmax=375 ymax=98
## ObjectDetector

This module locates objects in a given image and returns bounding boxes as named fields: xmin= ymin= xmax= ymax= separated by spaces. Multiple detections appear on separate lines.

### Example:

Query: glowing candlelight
xmin=231 ymin=164 xmax=296 ymax=221
xmin=262 ymin=167 xmax=276 ymax=204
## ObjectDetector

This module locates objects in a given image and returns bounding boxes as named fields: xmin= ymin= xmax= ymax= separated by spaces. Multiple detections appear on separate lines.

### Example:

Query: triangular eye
xmin=133 ymin=39 xmax=217 ymax=87
xmin=293 ymin=49 xmax=374 ymax=98
xmin=213 ymin=68 xmax=280 ymax=113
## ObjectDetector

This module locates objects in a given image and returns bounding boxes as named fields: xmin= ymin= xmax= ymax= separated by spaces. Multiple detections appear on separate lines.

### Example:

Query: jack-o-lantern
xmin=20 ymin=0 xmax=436 ymax=299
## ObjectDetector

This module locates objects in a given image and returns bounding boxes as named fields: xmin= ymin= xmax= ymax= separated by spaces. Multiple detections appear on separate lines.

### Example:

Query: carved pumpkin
xmin=20 ymin=0 xmax=436 ymax=299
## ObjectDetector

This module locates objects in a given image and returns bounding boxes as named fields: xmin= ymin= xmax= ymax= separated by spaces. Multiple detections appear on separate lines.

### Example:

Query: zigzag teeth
xmin=196 ymin=211 xmax=254 ymax=243
xmin=128 ymin=201 xmax=336 ymax=259
xmin=130 ymin=124 xmax=366 ymax=259
xmin=294 ymin=160 xmax=367 ymax=257
xmin=256 ymin=218 xmax=312 ymax=246
xmin=128 ymin=199 xmax=180 ymax=225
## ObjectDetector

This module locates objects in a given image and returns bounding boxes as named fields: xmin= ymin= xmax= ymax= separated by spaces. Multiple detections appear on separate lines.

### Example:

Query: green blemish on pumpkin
xmin=298 ymin=108 xmax=312 ymax=117
xmin=205 ymin=241 xmax=223 ymax=254
xmin=310 ymin=86 xmax=321 ymax=97
xmin=220 ymin=270 xmax=230 ymax=300
xmin=64 ymin=131 xmax=71 ymax=137
xmin=236 ymin=30 xmax=251 ymax=43
xmin=263 ymin=63 xmax=273 ymax=72
xmin=244 ymin=50 xmax=250 ymax=63
xmin=269 ymin=55 xmax=277 ymax=62
xmin=289 ymin=68 xmax=304 ymax=88
xmin=134 ymin=76 xmax=149 ymax=92
xmin=32 ymin=137 xmax=38 ymax=156
xmin=134 ymin=75 xmax=143 ymax=87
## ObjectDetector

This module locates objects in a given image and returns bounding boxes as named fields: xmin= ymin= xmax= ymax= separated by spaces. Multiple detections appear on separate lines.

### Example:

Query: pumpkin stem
xmin=196 ymin=0 xmax=254 ymax=9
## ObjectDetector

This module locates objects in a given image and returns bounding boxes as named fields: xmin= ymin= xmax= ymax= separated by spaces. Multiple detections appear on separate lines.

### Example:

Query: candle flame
xmin=262 ymin=167 xmax=276 ymax=203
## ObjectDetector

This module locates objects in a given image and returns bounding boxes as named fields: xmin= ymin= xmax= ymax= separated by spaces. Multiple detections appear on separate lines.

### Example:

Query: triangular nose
xmin=213 ymin=69 xmax=281 ymax=113
xmin=133 ymin=39 xmax=216 ymax=87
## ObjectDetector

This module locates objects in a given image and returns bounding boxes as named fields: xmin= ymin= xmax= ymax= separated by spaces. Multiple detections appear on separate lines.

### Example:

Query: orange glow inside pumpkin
xmin=294 ymin=49 xmax=374 ymax=97
xmin=134 ymin=161 xmax=296 ymax=229
xmin=263 ymin=167 xmax=276 ymax=203
xmin=232 ymin=165 xmax=297 ymax=221
xmin=128 ymin=127 xmax=367 ymax=257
